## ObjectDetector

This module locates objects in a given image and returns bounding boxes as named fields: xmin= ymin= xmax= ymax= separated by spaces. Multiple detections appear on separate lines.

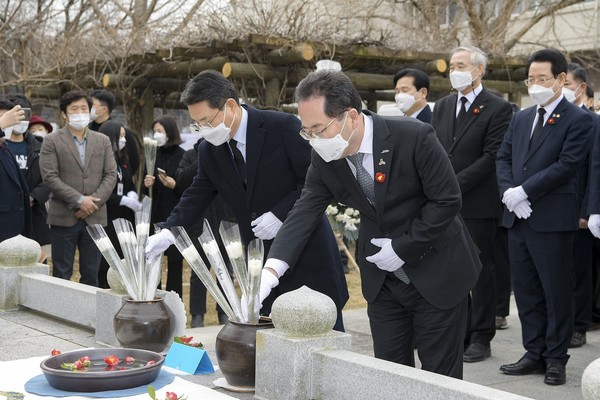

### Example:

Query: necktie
xmin=229 ymin=139 xmax=246 ymax=185
xmin=455 ymin=96 xmax=468 ymax=131
xmin=347 ymin=153 xmax=374 ymax=204
xmin=529 ymin=108 xmax=546 ymax=150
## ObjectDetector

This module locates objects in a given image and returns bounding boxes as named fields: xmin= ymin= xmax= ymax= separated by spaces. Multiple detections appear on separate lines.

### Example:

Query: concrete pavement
xmin=1 ymin=295 xmax=598 ymax=400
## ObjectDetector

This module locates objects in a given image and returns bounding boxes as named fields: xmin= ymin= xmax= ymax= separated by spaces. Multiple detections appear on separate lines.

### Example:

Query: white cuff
xmin=264 ymin=258 xmax=290 ymax=278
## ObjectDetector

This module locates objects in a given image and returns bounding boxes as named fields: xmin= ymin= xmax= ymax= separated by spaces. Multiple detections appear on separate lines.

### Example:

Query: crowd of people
xmin=1 ymin=45 xmax=600 ymax=387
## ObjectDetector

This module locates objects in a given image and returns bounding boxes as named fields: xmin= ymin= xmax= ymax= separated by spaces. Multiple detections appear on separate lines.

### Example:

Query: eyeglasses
xmin=523 ymin=77 xmax=556 ymax=86
xmin=299 ymin=111 xmax=346 ymax=140
xmin=191 ymin=102 xmax=226 ymax=131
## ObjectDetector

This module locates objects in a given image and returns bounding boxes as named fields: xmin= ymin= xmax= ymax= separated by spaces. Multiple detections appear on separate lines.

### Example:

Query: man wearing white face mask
xmin=261 ymin=70 xmax=481 ymax=379
xmin=144 ymin=70 xmax=348 ymax=330
xmin=496 ymin=49 xmax=594 ymax=386
xmin=393 ymin=68 xmax=431 ymax=123
xmin=39 ymin=90 xmax=117 ymax=287
xmin=431 ymin=46 xmax=513 ymax=364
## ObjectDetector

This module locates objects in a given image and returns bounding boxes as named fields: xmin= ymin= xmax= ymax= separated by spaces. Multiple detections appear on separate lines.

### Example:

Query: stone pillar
xmin=255 ymin=286 xmax=352 ymax=400
xmin=0 ymin=235 xmax=49 ymax=310
xmin=582 ymin=358 xmax=600 ymax=399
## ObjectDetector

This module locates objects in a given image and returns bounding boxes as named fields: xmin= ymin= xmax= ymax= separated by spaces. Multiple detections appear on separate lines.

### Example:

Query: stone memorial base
xmin=0 ymin=265 xmax=50 ymax=311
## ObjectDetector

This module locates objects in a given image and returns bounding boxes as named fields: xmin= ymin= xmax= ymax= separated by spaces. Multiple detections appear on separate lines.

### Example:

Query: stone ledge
xmin=0 ymin=265 xmax=50 ymax=311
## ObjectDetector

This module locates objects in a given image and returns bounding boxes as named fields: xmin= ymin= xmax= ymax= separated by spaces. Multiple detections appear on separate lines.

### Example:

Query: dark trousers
xmin=572 ymin=228 xmax=594 ymax=332
xmin=508 ymin=220 xmax=574 ymax=364
xmin=50 ymin=219 xmax=101 ymax=287
xmin=464 ymin=218 xmax=498 ymax=346
xmin=164 ymin=245 xmax=183 ymax=298
xmin=593 ymin=239 xmax=600 ymax=322
xmin=493 ymin=227 xmax=511 ymax=317
xmin=368 ymin=273 xmax=468 ymax=379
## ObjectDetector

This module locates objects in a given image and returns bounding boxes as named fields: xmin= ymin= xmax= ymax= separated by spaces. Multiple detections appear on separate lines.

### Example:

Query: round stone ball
xmin=582 ymin=357 xmax=600 ymax=400
xmin=0 ymin=235 xmax=41 ymax=267
xmin=270 ymin=285 xmax=336 ymax=337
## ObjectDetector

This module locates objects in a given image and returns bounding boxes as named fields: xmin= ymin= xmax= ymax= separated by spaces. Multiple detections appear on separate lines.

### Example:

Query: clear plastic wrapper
xmin=199 ymin=219 xmax=243 ymax=322
xmin=113 ymin=218 xmax=141 ymax=300
xmin=170 ymin=226 xmax=236 ymax=321
xmin=247 ymin=238 xmax=264 ymax=324
xmin=219 ymin=221 xmax=249 ymax=299
xmin=143 ymin=137 xmax=157 ymax=198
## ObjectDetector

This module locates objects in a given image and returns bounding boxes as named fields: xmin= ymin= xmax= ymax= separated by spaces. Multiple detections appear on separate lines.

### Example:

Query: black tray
xmin=40 ymin=348 xmax=164 ymax=392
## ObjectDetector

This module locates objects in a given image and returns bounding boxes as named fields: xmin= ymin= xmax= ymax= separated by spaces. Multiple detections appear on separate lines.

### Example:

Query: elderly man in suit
xmin=262 ymin=70 xmax=481 ymax=379
xmin=40 ymin=90 xmax=116 ymax=286
xmin=496 ymin=49 xmax=594 ymax=385
xmin=393 ymin=68 xmax=432 ymax=123
xmin=431 ymin=46 xmax=513 ymax=363
xmin=145 ymin=70 xmax=348 ymax=330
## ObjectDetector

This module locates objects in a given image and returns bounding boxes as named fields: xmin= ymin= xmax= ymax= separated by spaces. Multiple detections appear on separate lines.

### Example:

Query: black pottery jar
xmin=114 ymin=297 xmax=171 ymax=353
xmin=215 ymin=317 xmax=274 ymax=388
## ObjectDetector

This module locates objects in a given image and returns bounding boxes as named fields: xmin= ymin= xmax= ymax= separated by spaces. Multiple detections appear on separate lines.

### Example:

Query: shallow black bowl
xmin=40 ymin=348 xmax=164 ymax=392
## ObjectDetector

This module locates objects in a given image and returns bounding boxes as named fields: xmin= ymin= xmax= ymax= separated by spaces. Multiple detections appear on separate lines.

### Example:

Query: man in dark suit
xmin=262 ymin=70 xmax=481 ymax=379
xmin=431 ymin=46 xmax=513 ymax=363
xmin=145 ymin=70 xmax=348 ymax=330
xmin=0 ymin=103 xmax=31 ymax=242
xmin=393 ymin=68 xmax=432 ymax=123
xmin=496 ymin=49 xmax=594 ymax=386
xmin=563 ymin=62 xmax=597 ymax=349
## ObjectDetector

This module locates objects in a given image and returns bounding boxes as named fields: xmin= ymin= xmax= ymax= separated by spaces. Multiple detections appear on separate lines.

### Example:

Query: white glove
xmin=251 ymin=211 xmax=283 ymax=240
xmin=512 ymin=200 xmax=532 ymax=219
xmin=589 ymin=214 xmax=600 ymax=238
xmin=365 ymin=238 xmax=405 ymax=272
xmin=259 ymin=269 xmax=279 ymax=304
xmin=126 ymin=191 xmax=139 ymax=200
xmin=145 ymin=229 xmax=175 ymax=262
xmin=119 ymin=195 xmax=142 ymax=212
xmin=502 ymin=186 xmax=528 ymax=212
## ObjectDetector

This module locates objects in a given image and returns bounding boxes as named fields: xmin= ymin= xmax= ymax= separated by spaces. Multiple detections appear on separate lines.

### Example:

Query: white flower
xmin=201 ymin=240 xmax=220 ymax=256
xmin=248 ymin=259 xmax=262 ymax=277
xmin=326 ymin=205 xmax=339 ymax=215
xmin=345 ymin=221 xmax=358 ymax=231
xmin=353 ymin=209 xmax=360 ymax=217
xmin=225 ymin=241 xmax=244 ymax=259
xmin=345 ymin=208 xmax=354 ymax=216
xmin=182 ymin=246 xmax=202 ymax=264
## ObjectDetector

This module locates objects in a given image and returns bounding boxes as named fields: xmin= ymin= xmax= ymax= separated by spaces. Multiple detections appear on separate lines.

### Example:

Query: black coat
xmin=23 ymin=133 xmax=51 ymax=245
xmin=0 ymin=141 xmax=32 ymax=242
xmin=149 ymin=144 xmax=185 ymax=224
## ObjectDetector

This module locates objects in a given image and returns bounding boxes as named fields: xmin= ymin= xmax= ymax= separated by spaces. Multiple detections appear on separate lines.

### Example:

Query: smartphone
xmin=22 ymin=107 xmax=32 ymax=121
xmin=157 ymin=168 xmax=166 ymax=176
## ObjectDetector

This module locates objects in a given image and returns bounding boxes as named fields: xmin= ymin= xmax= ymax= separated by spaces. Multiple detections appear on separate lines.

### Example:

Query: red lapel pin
xmin=375 ymin=172 xmax=385 ymax=183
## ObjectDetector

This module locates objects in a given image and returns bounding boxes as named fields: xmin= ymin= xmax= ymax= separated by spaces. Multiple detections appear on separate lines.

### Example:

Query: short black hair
xmin=60 ymin=90 xmax=92 ymax=113
xmin=7 ymin=94 xmax=32 ymax=109
xmin=393 ymin=68 xmax=430 ymax=92
xmin=152 ymin=115 xmax=182 ymax=147
xmin=295 ymin=70 xmax=363 ymax=118
xmin=526 ymin=48 xmax=568 ymax=78
xmin=180 ymin=70 xmax=239 ymax=108
xmin=90 ymin=89 xmax=116 ymax=113
xmin=97 ymin=120 xmax=125 ymax=160
xmin=0 ymin=98 xmax=15 ymax=111
xmin=567 ymin=62 xmax=588 ymax=84
xmin=586 ymin=85 xmax=594 ymax=99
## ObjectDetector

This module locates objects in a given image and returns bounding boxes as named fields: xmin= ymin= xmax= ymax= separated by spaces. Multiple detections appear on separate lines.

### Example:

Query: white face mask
xmin=153 ymin=132 xmax=167 ymax=147
xmin=450 ymin=69 xmax=476 ymax=91
xmin=3 ymin=126 xmax=13 ymax=137
xmin=89 ymin=107 xmax=98 ymax=121
xmin=562 ymin=88 xmax=576 ymax=103
xmin=67 ymin=113 xmax=90 ymax=130
xmin=395 ymin=92 xmax=418 ymax=113
xmin=197 ymin=106 xmax=235 ymax=146
xmin=12 ymin=121 xmax=29 ymax=134
xmin=309 ymin=113 xmax=354 ymax=163
xmin=118 ymin=137 xmax=127 ymax=151
xmin=528 ymin=82 xmax=557 ymax=106
xmin=31 ymin=130 xmax=47 ymax=138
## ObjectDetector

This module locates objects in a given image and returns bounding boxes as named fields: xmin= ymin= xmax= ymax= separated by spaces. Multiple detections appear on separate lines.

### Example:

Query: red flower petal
xmin=51 ymin=349 xmax=61 ymax=356
xmin=104 ymin=355 xmax=120 ymax=366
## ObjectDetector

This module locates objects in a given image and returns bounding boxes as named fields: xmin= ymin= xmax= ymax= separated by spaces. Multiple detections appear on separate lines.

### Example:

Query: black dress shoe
xmin=190 ymin=314 xmax=204 ymax=328
xmin=544 ymin=363 xmax=566 ymax=385
xmin=463 ymin=343 xmax=491 ymax=363
xmin=568 ymin=331 xmax=586 ymax=348
xmin=500 ymin=356 xmax=546 ymax=375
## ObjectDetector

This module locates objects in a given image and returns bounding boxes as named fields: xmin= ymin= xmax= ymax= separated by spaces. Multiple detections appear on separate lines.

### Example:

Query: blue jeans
xmin=50 ymin=219 xmax=101 ymax=287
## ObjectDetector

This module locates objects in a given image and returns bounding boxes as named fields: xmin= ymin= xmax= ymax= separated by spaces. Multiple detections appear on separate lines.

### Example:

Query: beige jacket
xmin=40 ymin=126 xmax=117 ymax=227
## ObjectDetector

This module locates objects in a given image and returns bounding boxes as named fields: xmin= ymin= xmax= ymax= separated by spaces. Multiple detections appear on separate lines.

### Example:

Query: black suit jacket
xmin=432 ymin=88 xmax=512 ymax=219
xmin=416 ymin=104 xmax=432 ymax=124
xmin=161 ymin=105 xmax=348 ymax=309
xmin=497 ymin=97 xmax=594 ymax=231
xmin=268 ymin=111 xmax=481 ymax=310
xmin=0 ymin=141 xmax=32 ymax=242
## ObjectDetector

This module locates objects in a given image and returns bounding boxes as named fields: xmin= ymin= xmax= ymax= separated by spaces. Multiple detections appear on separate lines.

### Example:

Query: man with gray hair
xmin=262 ymin=70 xmax=482 ymax=379
xmin=432 ymin=46 xmax=513 ymax=363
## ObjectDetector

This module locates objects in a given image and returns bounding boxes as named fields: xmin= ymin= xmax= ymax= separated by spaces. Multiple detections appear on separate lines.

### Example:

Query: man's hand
xmin=365 ymin=238 xmax=405 ymax=272
xmin=512 ymin=200 xmax=532 ymax=219
xmin=251 ymin=211 xmax=283 ymax=240
xmin=75 ymin=196 xmax=100 ymax=218
xmin=119 ymin=195 xmax=142 ymax=212
xmin=158 ymin=174 xmax=176 ymax=190
xmin=145 ymin=229 xmax=176 ymax=261
xmin=259 ymin=268 xmax=279 ymax=304
xmin=502 ymin=186 xmax=528 ymax=211
xmin=589 ymin=214 xmax=600 ymax=238
xmin=0 ymin=105 xmax=24 ymax=130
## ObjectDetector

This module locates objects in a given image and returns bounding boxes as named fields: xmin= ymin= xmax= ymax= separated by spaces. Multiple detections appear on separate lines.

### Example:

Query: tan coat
xmin=40 ymin=126 xmax=117 ymax=227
